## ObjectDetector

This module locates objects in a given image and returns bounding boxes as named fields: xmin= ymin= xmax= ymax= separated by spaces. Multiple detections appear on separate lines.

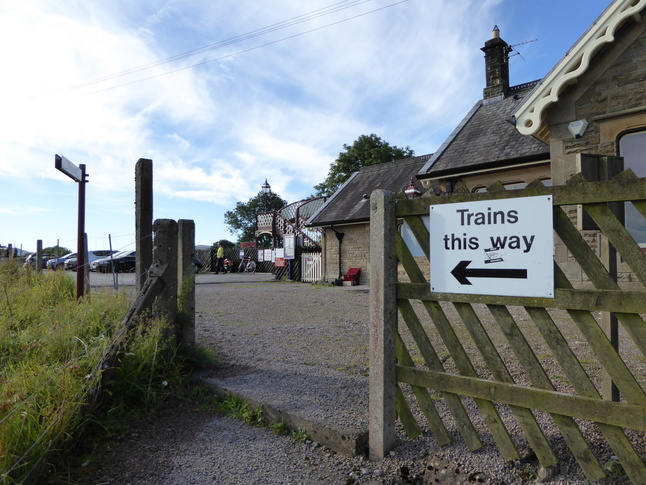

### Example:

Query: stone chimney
xmin=481 ymin=26 xmax=510 ymax=100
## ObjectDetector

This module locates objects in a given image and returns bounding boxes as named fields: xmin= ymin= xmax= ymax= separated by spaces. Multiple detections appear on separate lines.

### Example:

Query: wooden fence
xmin=369 ymin=171 xmax=646 ymax=483
xmin=301 ymin=252 xmax=322 ymax=282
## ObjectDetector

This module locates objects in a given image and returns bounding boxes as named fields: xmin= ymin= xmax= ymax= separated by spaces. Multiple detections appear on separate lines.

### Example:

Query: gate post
xmin=178 ymin=219 xmax=196 ymax=345
xmin=369 ymin=190 xmax=397 ymax=460
xmin=136 ymin=158 xmax=153 ymax=293
xmin=152 ymin=219 xmax=178 ymax=345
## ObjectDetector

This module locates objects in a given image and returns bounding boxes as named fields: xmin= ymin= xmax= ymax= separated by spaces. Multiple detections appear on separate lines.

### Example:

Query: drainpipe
xmin=330 ymin=225 xmax=344 ymax=284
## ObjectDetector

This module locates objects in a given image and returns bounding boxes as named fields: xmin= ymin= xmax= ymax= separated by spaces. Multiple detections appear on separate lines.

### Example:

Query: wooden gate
xmin=301 ymin=251 xmax=322 ymax=283
xmin=369 ymin=171 xmax=646 ymax=483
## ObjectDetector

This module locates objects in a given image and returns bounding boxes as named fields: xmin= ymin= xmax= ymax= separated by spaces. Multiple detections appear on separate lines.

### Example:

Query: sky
xmin=0 ymin=0 xmax=613 ymax=253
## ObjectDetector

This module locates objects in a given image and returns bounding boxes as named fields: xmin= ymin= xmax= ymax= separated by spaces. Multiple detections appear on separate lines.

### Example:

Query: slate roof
xmin=418 ymin=83 xmax=550 ymax=179
xmin=307 ymin=154 xmax=432 ymax=227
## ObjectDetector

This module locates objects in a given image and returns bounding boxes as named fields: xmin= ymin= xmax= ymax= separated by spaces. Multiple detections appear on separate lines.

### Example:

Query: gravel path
xmin=79 ymin=276 xmax=637 ymax=484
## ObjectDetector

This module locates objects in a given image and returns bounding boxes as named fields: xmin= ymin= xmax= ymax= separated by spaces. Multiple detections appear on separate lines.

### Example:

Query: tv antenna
xmin=509 ymin=38 xmax=538 ymax=62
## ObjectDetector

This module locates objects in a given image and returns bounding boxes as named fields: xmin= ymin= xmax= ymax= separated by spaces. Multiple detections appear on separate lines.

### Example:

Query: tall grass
xmin=0 ymin=260 xmax=129 ymax=482
xmin=0 ymin=259 xmax=215 ymax=484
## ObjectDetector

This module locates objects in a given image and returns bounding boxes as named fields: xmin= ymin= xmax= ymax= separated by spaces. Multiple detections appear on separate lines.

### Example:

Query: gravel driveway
xmin=80 ymin=275 xmax=633 ymax=484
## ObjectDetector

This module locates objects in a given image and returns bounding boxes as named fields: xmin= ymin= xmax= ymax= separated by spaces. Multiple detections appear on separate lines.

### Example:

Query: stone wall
xmin=546 ymin=22 xmax=646 ymax=286
xmin=322 ymin=224 xmax=371 ymax=285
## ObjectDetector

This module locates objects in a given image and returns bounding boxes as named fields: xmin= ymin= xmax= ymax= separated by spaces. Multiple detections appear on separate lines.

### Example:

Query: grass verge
xmin=0 ymin=260 xmax=218 ymax=484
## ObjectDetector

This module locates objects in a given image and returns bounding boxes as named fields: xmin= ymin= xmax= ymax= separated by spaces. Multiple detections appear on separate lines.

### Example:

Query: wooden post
xmin=136 ymin=159 xmax=153 ymax=292
xmin=153 ymin=219 xmax=178 ymax=345
xmin=36 ymin=240 xmax=43 ymax=271
xmin=369 ymin=189 xmax=397 ymax=460
xmin=178 ymin=219 xmax=196 ymax=345
xmin=600 ymin=235 xmax=620 ymax=402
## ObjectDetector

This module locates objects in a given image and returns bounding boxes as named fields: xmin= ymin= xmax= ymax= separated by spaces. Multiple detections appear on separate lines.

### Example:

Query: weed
xmin=603 ymin=460 xmax=626 ymax=477
xmin=291 ymin=428 xmax=309 ymax=443
xmin=217 ymin=394 xmax=264 ymax=426
xmin=271 ymin=419 xmax=289 ymax=436
xmin=188 ymin=385 xmax=212 ymax=401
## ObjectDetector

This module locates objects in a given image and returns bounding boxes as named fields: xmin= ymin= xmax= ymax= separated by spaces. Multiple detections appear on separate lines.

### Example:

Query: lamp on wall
xmin=404 ymin=177 xmax=421 ymax=199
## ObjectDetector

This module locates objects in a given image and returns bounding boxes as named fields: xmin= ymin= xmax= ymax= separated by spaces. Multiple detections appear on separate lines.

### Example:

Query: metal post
xmin=75 ymin=164 xmax=87 ymax=300
xmin=83 ymin=233 xmax=90 ymax=296
xmin=369 ymin=189 xmax=397 ymax=460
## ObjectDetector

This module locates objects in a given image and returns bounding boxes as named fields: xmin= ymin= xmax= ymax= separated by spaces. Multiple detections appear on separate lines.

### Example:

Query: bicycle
xmin=238 ymin=257 xmax=256 ymax=273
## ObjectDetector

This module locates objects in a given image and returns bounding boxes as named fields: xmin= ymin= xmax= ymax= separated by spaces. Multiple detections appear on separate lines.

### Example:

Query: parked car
xmin=94 ymin=250 xmax=136 ymax=273
xmin=23 ymin=253 xmax=57 ymax=269
xmin=195 ymin=258 xmax=203 ymax=273
xmin=65 ymin=250 xmax=118 ymax=271
xmin=46 ymin=252 xmax=77 ymax=270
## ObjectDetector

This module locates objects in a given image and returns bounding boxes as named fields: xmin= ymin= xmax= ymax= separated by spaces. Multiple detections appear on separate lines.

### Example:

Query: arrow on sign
xmin=451 ymin=260 xmax=528 ymax=285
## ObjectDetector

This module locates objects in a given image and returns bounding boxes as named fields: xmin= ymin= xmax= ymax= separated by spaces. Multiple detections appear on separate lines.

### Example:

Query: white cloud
xmin=2 ymin=0 xmax=604 ymax=250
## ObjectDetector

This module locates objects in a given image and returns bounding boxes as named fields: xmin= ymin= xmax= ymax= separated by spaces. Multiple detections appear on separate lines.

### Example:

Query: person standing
xmin=215 ymin=242 xmax=224 ymax=274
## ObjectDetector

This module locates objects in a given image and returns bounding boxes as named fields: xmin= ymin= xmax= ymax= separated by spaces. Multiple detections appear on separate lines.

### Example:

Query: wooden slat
xmin=396 ymin=177 xmax=646 ymax=217
xmin=395 ymin=384 xmax=420 ymax=438
xmin=552 ymin=206 xmax=616 ymax=290
xmin=614 ymin=170 xmax=646 ymax=222
xmin=397 ymin=283 xmax=646 ymax=314
xmin=422 ymin=300 xmax=520 ymax=462
xmin=397 ymin=297 xmax=482 ymax=451
xmin=395 ymin=330 xmax=451 ymax=446
xmin=566 ymin=309 xmax=646 ymax=405
xmin=583 ymin=202 xmax=646 ymax=287
xmin=615 ymin=312 xmax=646 ymax=359
xmin=404 ymin=215 xmax=430 ymax=259
xmin=396 ymin=366 xmax=646 ymax=431
xmin=453 ymin=302 xmax=559 ymax=470
xmin=396 ymin=232 xmax=426 ymax=284
xmin=485 ymin=304 xmax=608 ymax=480
xmin=526 ymin=306 xmax=646 ymax=483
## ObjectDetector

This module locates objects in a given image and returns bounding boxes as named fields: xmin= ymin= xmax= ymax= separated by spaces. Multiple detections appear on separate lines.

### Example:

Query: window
xmin=619 ymin=130 xmax=646 ymax=245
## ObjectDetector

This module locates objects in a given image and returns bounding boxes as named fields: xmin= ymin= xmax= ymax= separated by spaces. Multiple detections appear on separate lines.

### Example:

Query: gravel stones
xmin=80 ymin=279 xmax=637 ymax=484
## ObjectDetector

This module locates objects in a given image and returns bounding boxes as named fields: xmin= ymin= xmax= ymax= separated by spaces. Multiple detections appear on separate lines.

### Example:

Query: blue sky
xmin=0 ymin=0 xmax=611 ymax=253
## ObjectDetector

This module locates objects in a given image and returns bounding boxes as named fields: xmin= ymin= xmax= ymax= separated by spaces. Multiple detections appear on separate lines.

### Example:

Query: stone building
xmin=307 ymin=155 xmax=430 ymax=285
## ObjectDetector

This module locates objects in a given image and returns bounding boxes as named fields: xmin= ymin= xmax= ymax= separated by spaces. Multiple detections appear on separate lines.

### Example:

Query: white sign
xmin=284 ymin=235 xmax=295 ymax=259
xmin=429 ymin=195 xmax=554 ymax=298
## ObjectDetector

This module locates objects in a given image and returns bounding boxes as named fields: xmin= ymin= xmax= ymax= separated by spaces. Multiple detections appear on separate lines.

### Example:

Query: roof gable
xmin=514 ymin=0 xmax=646 ymax=138
xmin=307 ymin=155 xmax=431 ymax=226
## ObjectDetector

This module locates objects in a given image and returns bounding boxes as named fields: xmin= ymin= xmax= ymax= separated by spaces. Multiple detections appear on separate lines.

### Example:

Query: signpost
xmin=429 ymin=195 xmax=554 ymax=298
xmin=55 ymin=154 xmax=88 ymax=300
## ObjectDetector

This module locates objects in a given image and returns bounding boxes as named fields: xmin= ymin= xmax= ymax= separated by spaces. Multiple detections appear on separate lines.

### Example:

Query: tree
xmin=314 ymin=134 xmax=415 ymax=197
xmin=212 ymin=239 xmax=236 ymax=249
xmin=224 ymin=189 xmax=287 ymax=243
xmin=44 ymin=246 xmax=72 ymax=257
